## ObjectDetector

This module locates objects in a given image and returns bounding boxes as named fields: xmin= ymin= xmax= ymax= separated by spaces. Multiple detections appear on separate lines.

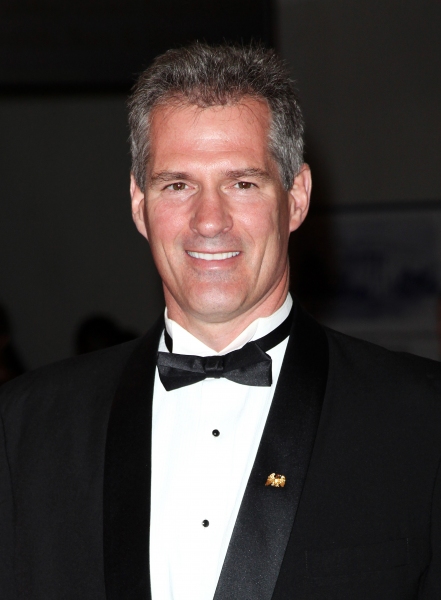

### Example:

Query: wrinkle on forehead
xmin=149 ymin=167 xmax=272 ymax=187
xmin=146 ymin=98 xmax=280 ymax=185
xmin=150 ymin=97 xmax=270 ymax=135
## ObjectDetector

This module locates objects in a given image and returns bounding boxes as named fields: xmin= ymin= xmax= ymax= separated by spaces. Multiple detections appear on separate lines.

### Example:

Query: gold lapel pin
xmin=265 ymin=473 xmax=286 ymax=488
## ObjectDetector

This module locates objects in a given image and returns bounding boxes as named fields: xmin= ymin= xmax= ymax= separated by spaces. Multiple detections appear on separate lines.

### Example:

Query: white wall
xmin=1 ymin=1 xmax=440 ymax=368
xmin=278 ymin=0 xmax=441 ymax=359
xmin=277 ymin=0 xmax=441 ymax=205
xmin=0 ymin=95 xmax=163 ymax=369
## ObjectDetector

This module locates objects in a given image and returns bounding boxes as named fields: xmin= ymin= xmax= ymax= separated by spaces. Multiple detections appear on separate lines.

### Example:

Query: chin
xmin=186 ymin=289 xmax=247 ymax=323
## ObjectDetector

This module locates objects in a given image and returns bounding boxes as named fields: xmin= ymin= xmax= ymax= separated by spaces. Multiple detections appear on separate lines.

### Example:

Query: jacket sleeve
xmin=419 ymin=453 xmax=441 ymax=597
xmin=0 ymin=410 xmax=16 ymax=599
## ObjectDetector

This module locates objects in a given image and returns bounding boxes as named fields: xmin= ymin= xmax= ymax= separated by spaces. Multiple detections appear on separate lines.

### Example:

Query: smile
xmin=187 ymin=251 xmax=240 ymax=261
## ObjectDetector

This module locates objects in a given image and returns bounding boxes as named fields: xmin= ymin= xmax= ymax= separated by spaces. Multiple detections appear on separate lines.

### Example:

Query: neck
xmin=165 ymin=278 xmax=290 ymax=352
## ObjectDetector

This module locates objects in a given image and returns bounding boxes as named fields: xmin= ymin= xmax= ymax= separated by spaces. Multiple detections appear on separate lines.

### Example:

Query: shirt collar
xmin=164 ymin=294 xmax=293 ymax=357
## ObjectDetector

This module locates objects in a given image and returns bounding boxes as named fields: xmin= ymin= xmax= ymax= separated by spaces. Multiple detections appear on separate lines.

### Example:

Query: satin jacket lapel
xmin=103 ymin=317 xmax=164 ymax=600
xmin=214 ymin=305 xmax=329 ymax=600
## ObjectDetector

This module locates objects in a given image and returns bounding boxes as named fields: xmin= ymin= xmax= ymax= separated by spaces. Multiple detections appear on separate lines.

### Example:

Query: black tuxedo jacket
xmin=1 ymin=304 xmax=441 ymax=600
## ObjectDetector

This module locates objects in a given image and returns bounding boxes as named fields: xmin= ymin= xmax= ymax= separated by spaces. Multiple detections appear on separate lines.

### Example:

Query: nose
xmin=190 ymin=189 xmax=233 ymax=238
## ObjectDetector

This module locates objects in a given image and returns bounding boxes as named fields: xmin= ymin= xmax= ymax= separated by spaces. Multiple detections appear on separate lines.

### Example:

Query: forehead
xmin=148 ymin=99 xmax=272 ymax=166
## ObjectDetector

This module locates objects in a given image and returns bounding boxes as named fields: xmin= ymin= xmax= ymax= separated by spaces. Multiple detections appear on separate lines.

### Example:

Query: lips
xmin=187 ymin=251 xmax=240 ymax=261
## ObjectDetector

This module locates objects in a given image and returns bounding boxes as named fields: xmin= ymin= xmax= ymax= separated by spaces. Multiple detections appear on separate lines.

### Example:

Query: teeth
xmin=187 ymin=251 xmax=240 ymax=261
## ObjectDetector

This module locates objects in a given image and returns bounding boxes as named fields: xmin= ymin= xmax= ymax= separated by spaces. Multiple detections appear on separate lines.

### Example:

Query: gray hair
xmin=128 ymin=43 xmax=304 ymax=191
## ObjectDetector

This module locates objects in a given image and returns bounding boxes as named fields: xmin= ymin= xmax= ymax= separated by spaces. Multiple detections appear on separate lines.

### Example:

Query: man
xmin=1 ymin=43 xmax=441 ymax=600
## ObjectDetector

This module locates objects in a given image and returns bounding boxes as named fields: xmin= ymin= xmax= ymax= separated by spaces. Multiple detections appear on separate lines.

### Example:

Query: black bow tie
xmin=157 ymin=307 xmax=294 ymax=391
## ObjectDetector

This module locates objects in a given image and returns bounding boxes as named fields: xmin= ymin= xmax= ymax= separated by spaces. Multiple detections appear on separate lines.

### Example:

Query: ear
xmin=288 ymin=163 xmax=312 ymax=233
xmin=130 ymin=173 xmax=149 ymax=240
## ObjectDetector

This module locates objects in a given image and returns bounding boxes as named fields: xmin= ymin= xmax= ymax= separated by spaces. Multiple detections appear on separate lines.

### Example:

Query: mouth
xmin=187 ymin=251 xmax=240 ymax=261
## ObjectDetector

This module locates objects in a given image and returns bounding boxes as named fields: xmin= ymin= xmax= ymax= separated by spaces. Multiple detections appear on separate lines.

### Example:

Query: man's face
xmin=131 ymin=99 xmax=310 ymax=329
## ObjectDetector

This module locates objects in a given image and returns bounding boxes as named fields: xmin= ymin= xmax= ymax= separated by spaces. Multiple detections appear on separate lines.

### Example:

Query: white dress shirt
xmin=150 ymin=294 xmax=293 ymax=600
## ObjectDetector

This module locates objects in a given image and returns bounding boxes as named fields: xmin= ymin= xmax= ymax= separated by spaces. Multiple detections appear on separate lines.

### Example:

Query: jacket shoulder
xmin=324 ymin=326 xmax=441 ymax=397
xmin=0 ymin=338 xmax=142 ymax=419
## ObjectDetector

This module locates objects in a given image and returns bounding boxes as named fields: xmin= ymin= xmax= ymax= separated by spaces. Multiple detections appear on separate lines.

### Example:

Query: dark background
xmin=0 ymin=0 xmax=440 ymax=370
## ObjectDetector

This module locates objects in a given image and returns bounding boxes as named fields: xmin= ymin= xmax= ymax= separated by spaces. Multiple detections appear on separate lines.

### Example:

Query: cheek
xmin=146 ymin=205 xmax=188 ymax=249
xmin=250 ymin=210 xmax=290 ymax=275
xmin=241 ymin=208 xmax=283 ymax=251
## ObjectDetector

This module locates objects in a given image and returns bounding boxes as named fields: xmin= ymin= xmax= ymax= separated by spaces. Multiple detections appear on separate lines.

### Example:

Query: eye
xmin=167 ymin=182 xmax=187 ymax=191
xmin=234 ymin=181 xmax=255 ymax=190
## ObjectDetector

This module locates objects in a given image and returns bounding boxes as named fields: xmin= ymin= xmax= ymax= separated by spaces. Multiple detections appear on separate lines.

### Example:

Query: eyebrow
xmin=149 ymin=171 xmax=190 ymax=186
xmin=224 ymin=168 xmax=272 ymax=181
xmin=149 ymin=167 xmax=272 ymax=186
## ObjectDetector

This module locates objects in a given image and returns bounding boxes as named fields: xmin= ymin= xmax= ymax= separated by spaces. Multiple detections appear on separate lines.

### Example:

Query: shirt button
xmin=202 ymin=520 xmax=209 ymax=527
xmin=212 ymin=429 xmax=220 ymax=437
